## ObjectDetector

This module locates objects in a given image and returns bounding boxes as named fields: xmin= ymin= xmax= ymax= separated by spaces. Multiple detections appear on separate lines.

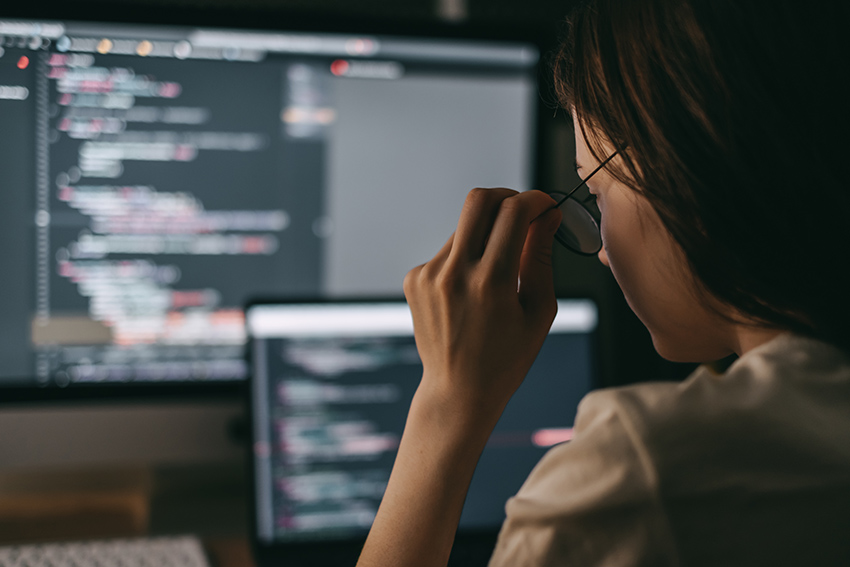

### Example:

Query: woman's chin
xmin=648 ymin=331 xmax=732 ymax=364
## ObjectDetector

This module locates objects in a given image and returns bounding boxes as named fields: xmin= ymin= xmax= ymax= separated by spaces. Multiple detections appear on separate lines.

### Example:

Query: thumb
xmin=518 ymin=207 xmax=561 ymax=314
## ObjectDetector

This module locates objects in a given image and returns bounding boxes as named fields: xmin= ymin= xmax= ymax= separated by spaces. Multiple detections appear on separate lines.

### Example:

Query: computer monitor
xmin=245 ymin=298 xmax=598 ymax=563
xmin=0 ymin=14 xmax=541 ymax=399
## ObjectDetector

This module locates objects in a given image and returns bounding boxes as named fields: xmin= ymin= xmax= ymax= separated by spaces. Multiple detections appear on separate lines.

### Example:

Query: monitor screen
xmin=0 ymin=17 xmax=540 ymax=392
xmin=246 ymin=299 xmax=598 ymax=544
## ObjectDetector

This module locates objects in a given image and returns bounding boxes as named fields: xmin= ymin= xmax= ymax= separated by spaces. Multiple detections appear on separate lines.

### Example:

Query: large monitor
xmin=0 ymin=14 xmax=541 ymax=399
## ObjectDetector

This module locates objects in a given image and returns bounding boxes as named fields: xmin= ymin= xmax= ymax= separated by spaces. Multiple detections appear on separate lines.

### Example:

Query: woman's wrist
xmin=356 ymin=375 xmax=501 ymax=567
xmin=411 ymin=372 xmax=507 ymax=445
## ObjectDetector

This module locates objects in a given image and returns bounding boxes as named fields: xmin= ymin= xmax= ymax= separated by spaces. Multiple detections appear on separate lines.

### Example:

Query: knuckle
xmin=435 ymin=270 xmax=463 ymax=297
xmin=419 ymin=260 xmax=439 ymax=281
xmin=502 ymin=191 xmax=553 ymax=219
xmin=499 ymin=196 xmax=525 ymax=216
xmin=465 ymin=187 xmax=492 ymax=207
xmin=403 ymin=265 xmax=423 ymax=295
xmin=527 ymin=188 xmax=557 ymax=204
xmin=465 ymin=187 xmax=523 ymax=215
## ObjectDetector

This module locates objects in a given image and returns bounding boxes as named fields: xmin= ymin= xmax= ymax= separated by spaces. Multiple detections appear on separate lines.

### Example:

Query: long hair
xmin=554 ymin=0 xmax=850 ymax=349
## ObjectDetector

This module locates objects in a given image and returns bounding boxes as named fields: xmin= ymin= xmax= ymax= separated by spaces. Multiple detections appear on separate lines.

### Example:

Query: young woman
xmin=356 ymin=0 xmax=850 ymax=565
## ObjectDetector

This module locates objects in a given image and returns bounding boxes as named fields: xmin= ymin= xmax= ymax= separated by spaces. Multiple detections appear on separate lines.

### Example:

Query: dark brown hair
xmin=555 ymin=0 xmax=850 ymax=350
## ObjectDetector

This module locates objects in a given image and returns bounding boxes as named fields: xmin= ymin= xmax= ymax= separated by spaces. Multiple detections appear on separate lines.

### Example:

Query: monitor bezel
xmin=0 ymin=3 xmax=558 ymax=403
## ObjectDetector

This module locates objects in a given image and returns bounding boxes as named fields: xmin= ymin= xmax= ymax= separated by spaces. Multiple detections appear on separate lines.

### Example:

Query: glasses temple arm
xmin=552 ymin=149 xmax=621 ymax=209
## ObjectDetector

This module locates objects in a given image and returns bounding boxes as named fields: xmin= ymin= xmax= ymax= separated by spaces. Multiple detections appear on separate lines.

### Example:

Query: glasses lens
xmin=550 ymin=192 xmax=602 ymax=255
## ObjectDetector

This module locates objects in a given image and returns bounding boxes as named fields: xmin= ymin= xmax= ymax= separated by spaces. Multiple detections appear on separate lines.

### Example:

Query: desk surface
xmin=0 ymin=462 xmax=253 ymax=564
xmin=205 ymin=538 xmax=255 ymax=567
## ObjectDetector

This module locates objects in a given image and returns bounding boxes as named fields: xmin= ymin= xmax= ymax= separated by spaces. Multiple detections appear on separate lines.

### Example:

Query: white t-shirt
xmin=489 ymin=333 xmax=850 ymax=566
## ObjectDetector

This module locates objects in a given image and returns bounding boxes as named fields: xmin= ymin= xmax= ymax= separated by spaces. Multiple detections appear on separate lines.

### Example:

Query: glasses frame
xmin=549 ymin=149 xmax=620 ymax=256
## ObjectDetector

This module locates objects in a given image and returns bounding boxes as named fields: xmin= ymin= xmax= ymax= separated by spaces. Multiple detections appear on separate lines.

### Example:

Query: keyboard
xmin=0 ymin=535 xmax=210 ymax=567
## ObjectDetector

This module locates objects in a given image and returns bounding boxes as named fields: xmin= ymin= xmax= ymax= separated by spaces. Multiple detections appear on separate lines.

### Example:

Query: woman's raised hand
xmin=403 ymin=188 xmax=563 ymax=424
xmin=356 ymin=189 xmax=562 ymax=567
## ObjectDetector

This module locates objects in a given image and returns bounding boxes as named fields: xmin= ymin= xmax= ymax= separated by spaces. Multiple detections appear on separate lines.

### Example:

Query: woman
xmin=357 ymin=0 xmax=850 ymax=565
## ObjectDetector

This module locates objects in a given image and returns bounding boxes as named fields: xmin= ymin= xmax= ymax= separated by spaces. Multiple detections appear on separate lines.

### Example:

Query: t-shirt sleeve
xmin=487 ymin=389 xmax=679 ymax=567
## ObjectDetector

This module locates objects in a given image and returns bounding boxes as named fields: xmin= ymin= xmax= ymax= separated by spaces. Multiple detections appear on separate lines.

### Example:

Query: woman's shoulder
xmin=511 ymin=331 xmax=850 ymax=510
xmin=593 ymin=332 xmax=850 ymax=428
xmin=579 ymin=332 xmax=850 ymax=492
xmin=549 ymin=337 xmax=850 ymax=567
xmin=493 ymin=334 xmax=850 ymax=566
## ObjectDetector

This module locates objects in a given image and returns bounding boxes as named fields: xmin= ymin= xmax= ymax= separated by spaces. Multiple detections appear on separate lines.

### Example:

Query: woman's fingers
xmin=482 ymin=191 xmax=560 ymax=280
xmin=450 ymin=188 xmax=518 ymax=262
xmin=408 ymin=188 xmax=559 ymax=307
xmin=519 ymin=207 xmax=561 ymax=318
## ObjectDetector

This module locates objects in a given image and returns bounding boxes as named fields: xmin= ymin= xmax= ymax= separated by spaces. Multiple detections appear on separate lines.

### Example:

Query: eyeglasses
xmin=548 ymin=150 xmax=619 ymax=255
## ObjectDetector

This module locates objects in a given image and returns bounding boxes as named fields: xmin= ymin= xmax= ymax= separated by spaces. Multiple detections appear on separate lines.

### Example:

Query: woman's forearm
xmin=356 ymin=380 xmax=502 ymax=567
